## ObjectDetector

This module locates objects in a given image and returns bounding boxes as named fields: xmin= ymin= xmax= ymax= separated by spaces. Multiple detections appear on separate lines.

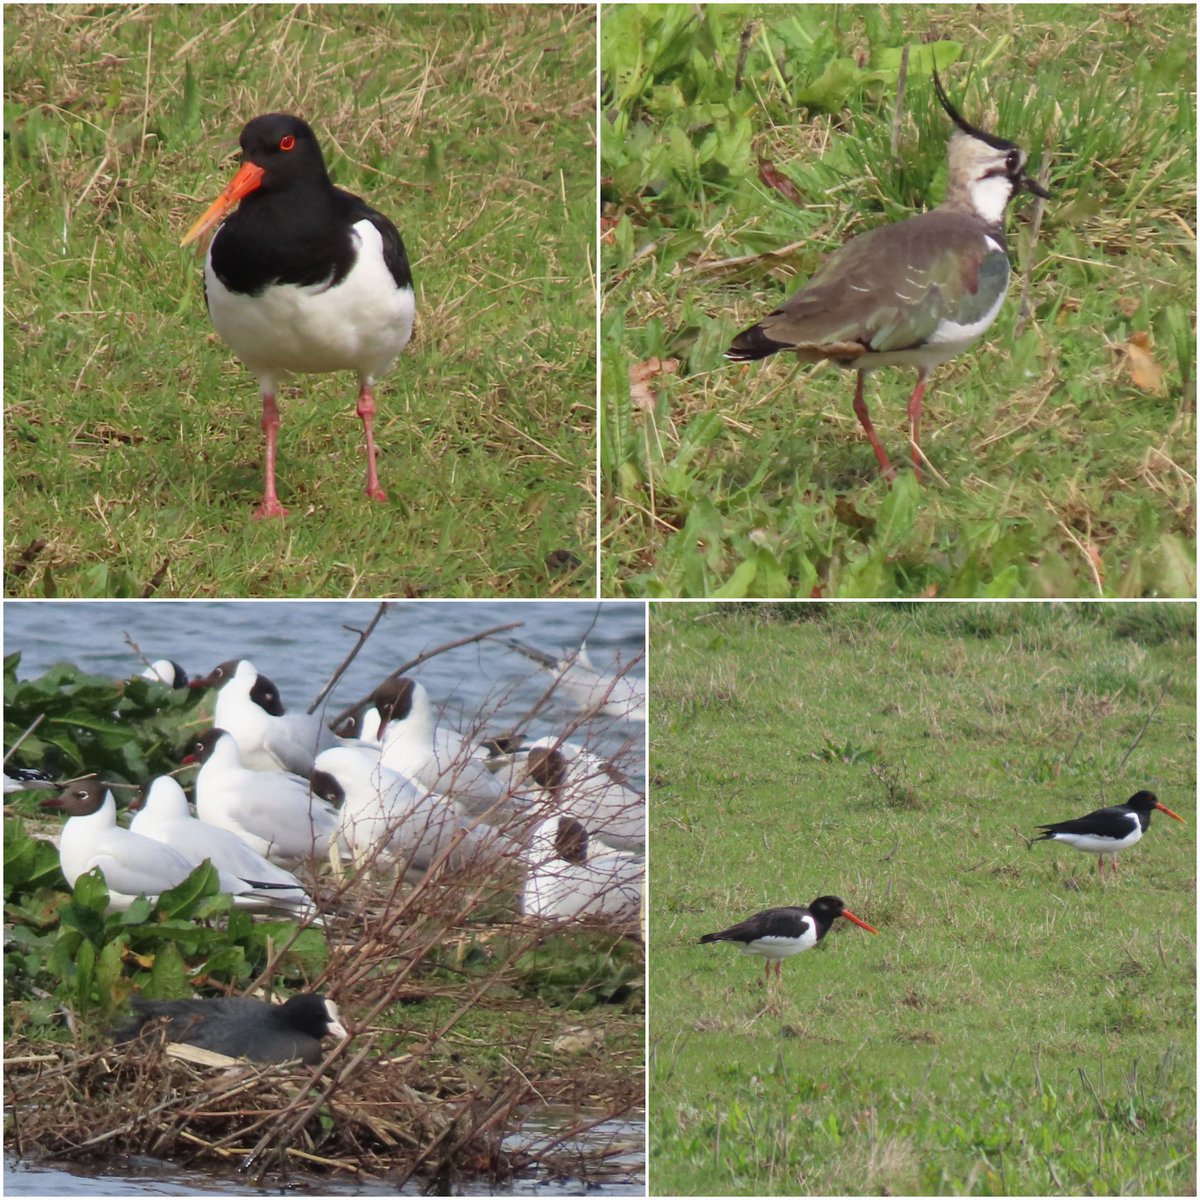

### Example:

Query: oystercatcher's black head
xmin=1125 ymin=791 xmax=1186 ymax=823
xmin=807 ymin=895 xmax=879 ymax=935
xmin=236 ymin=114 xmax=330 ymax=194
xmin=181 ymin=113 xmax=329 ymax=248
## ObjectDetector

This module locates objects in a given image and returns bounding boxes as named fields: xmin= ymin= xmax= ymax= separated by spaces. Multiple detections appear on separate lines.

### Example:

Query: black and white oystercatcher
xmin=181 ymin=113 xmax=415 ymax=518
xmin=699 ymin=895 xmax=878 ymax=991
xmin=1034 ymin=791 xmax=1185 ymax=877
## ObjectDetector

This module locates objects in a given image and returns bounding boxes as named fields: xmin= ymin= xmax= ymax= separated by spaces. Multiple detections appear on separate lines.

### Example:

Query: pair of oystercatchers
xmin=699 ymin=792 xmax=1185 ymax=996
xmin=182 ymin=114 xmax=414 ymax=518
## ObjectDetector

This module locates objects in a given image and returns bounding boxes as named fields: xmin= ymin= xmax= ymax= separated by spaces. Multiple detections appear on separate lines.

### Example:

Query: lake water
xmin=2 ymin=600 xmax=645 ymax=765
xmin=4 ymin=1108 xmax=645 ymax=1193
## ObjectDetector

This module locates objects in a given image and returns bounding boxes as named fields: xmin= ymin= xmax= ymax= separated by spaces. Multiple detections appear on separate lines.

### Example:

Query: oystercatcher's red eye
xmin=280 ymin=135 xmax=295 ymax=152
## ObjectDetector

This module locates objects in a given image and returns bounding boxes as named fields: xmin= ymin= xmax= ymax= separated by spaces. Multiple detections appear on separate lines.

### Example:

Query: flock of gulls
xmin=14 ymin=639 xmax=646 ymax=1064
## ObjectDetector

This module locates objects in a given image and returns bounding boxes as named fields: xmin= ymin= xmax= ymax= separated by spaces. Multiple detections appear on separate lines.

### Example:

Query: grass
xmin=601 ymin=5 xmax=1196 ymax=597
xmin=4 ymin=4 xmax=596 ymax=597
xmin=648 ymin=602 xmax=1196 ymax=1195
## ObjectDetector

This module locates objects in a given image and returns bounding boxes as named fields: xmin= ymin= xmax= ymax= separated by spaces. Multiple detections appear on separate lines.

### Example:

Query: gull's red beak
xmin=181 ymin=160 xmax=265 ymax=248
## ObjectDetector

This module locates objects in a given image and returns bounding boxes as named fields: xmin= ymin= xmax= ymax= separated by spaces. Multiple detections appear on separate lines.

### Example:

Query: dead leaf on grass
xmin=757 ymin=157 xmax=804 ymax=206
xmin=1121 ymin=331 xmax=1166 ymax=396
xmin=628 ymin=357 xmax=679 ymax=413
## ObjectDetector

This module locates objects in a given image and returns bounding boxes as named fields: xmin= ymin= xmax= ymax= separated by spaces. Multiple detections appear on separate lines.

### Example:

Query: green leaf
xmin=874 ymin=471 xmax=920 ymax=551
xmin=154 ymin=860 xmax=221 ymax=918
xmin=146 ymin=938 xmax=190 ymax=998
xmin=795 ymin=58 xmax=862 ymax=111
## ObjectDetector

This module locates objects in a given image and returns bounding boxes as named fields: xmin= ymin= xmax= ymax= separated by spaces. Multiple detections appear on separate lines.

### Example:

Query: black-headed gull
xmin=4 ymin=765 xmax=57 ymax=794
xmin=182 ymin=729 xmax=339 ymax=868
xmin=521 ymin=816 xmax=642 ymax=922
xmin=504 ymin=639 xmax=646 ymax=722
xmin=129 ymin=775 xmax=319 ymax=919
xmin=40 ymin=779 xmax=309 ymax=914
xmin=314 ymin=746 xmax=512 ymax=880
xmin=372 ymin=678 xmax=516 ymax=819
xmin=139 ymin=660 xmax=189 ymax=688
xmin=114 ymin=992 xmax=347 ymax=1064
xmin=517 ymin=740 xmax=645 ymax=853
xmin=191 ymin=659 xmax=337 ymax=775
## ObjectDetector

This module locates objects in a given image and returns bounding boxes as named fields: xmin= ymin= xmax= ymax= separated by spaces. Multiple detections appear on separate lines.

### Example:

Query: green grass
xmin=601 ymin=5 xmax=1196 ymax=597
xmin=649 ymin=603 xmax=1196 ymax=1194
xmin=4 ymin=4 xmax=596 ymax=597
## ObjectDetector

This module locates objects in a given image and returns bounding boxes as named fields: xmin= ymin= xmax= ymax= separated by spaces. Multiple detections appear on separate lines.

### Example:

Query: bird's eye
xmin=1006 ymin=149 xmax=1021 ymax=173
xmin=280 ymin=135 xmax=296 ymax=152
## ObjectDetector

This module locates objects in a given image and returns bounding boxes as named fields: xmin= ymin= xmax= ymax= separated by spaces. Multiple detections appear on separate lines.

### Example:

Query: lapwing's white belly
xmin=1047 ymin=827 xmax=1143 ymax=856
xmin=924 ymin=271 xmax=1010 ymax=353
xmin=206 ymin=218 xmax=414 ymax=384
xmin=740 ymin=926 xmax=818 ymax=960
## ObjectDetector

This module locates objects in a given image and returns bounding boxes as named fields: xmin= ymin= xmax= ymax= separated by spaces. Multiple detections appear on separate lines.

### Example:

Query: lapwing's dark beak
xmin=1021 ymin=173 xmax=1050 ymax=200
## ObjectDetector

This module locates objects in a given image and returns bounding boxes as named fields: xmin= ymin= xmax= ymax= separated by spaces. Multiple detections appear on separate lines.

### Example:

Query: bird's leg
xmin=852 ymin=371 xmax=896 ymax=482
xmin=356 ymin=379 xmax=388 ymax=503
xmin=254 ymin=389 xmax=289 ymax=519
xmin=906 ymin=369 xmax=928 ymax=481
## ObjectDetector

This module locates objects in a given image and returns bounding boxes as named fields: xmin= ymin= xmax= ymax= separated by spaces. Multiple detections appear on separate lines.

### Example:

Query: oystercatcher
xmin=181 ymin=113 xmax=415 ymax=518
xmin=1033 ymin=791 xmax=1186 ymax=877
xmin=699 ymin=895 xmax=878 ymax=993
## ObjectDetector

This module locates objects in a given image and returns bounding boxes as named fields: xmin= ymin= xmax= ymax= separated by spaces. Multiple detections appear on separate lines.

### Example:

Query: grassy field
xmin=601 ymin=5 xmax=1196 ymax=597
xmin=648 ymin=603 xmax=1195 ymax=1194
xmin=4 ymin=4 xmax=596 ymax=597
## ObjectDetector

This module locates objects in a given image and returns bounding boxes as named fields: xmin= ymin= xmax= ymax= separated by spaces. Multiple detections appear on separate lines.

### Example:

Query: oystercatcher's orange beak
xmin=181 ymin=160 xmax=265 ymax=248
xmin=1155 ymin=801 xmax=1186 ymax=824
xmin=842 ymin=910 xmax=878 ymax=934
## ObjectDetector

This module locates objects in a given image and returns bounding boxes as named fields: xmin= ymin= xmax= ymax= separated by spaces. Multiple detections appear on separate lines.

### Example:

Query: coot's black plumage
xmin=114 ymin=993 xmax=347 ymax=1065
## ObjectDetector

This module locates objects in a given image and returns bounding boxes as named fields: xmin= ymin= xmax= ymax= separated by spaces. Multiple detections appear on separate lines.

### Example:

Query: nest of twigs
xmin=5 ymin=832 xmax=645 ymax=1189
xmin=4 ymin=1022 xmax=640 ymax=1189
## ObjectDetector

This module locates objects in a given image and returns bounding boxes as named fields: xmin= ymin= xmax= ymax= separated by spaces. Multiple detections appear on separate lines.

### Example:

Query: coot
xmin=114 ymin=993 xmax=347 ymax=1065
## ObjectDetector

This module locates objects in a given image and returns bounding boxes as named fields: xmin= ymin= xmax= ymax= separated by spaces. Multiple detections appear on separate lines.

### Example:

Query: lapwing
xmin=1034 ymin=791 xmax=1185 ymax=878
xmin=726 ymin=69 xmax=1049 ymax=481
xmin=698 ymin=895 xmax=878 ymax=1001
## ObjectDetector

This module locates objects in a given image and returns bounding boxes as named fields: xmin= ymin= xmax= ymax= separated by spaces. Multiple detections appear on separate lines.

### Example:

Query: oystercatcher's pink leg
xmin=357 ymin=379 xmax=388 ymax=503
xmin=254 ymin=390 xmax=289 ymax=519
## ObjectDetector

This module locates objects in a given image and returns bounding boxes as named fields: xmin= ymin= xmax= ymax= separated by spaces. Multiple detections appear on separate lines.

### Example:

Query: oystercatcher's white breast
xmin=205 ymin=217 xmax=414 ymax=383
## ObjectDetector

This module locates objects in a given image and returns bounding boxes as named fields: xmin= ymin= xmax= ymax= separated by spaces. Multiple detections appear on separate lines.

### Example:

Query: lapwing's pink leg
xmin=852 ymin=371 xmax=896 ymax=482
xmin=254 ymin=390 xmax=289 ymax=519
xmin=357 ymin=379 xmax=388 ymax=503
